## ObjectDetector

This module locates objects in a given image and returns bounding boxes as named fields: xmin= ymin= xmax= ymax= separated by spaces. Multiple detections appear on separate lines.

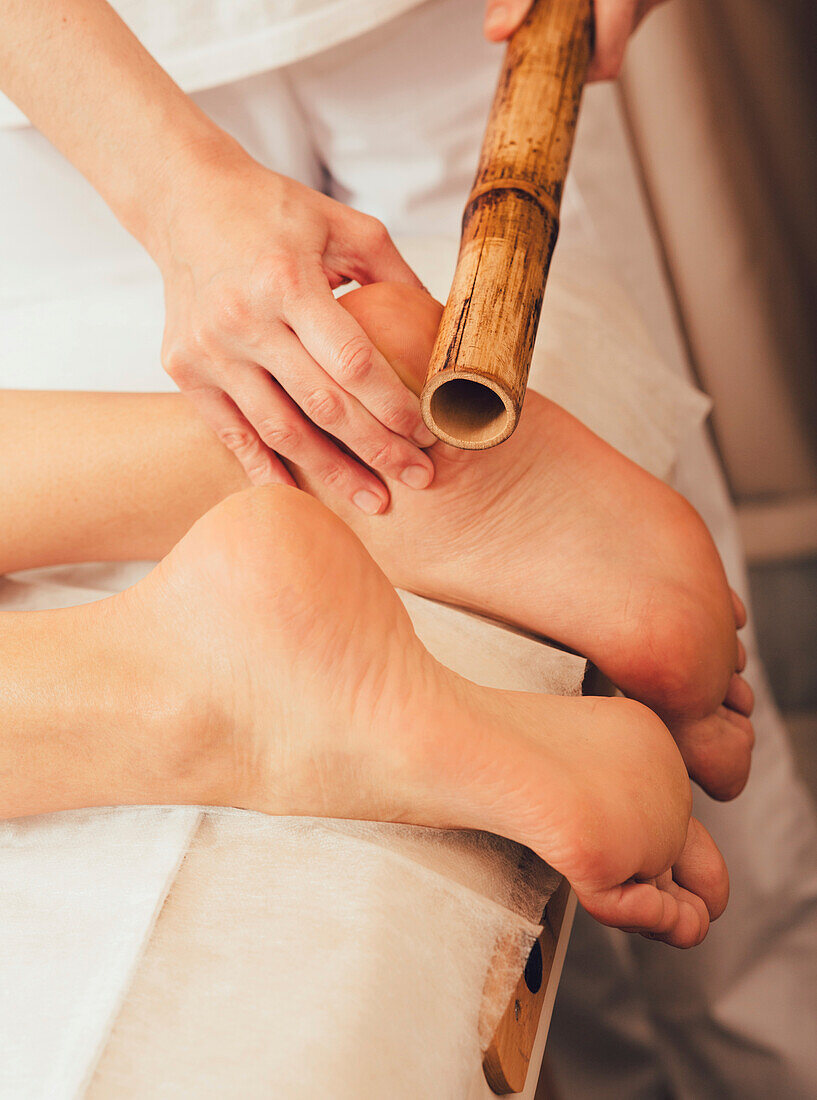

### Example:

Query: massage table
xmin=0 ymin=80 xmax=710 ymax=1098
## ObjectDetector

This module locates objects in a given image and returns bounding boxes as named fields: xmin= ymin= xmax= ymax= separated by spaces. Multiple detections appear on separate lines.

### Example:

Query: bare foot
xmin=129 ymin=486 xmax=727 ymax=947
xmin=287 ymin=283 xmax=754 ymax=801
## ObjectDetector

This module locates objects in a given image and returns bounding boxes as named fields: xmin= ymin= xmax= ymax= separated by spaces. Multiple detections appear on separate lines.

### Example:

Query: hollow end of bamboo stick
xmin=420 ymin=370 xmax=518 ymax=450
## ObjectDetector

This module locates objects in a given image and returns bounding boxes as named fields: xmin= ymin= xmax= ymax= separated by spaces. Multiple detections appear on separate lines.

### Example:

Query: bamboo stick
xmin=420 ymin=0 xmax=593 ymax=449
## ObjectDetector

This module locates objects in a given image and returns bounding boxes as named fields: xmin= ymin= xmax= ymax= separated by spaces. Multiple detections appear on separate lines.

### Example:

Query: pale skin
xmin=1 ymin=484 xmax=725 ymax=949
xmin=1 ymin=284 xmax=748 ymax=948
xmin=0 ymin=0 xmax=666 ymax=513
xmin=0 ymin=284 xmax=754 ymax=796
xmin=484 ymin=0 xmax=667 ymax=80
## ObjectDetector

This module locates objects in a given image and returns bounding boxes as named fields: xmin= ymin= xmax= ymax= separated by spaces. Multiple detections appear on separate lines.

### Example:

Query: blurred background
xmin=619 ymin=0 xmax=817 ymax=792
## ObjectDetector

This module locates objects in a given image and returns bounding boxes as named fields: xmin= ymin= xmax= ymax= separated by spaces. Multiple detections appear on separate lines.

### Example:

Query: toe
xmin=576 ymin=879 xmax=669 ymax=934
xmin=671 ymin=710 xmax=753 ymax=800
xmin=720 ymin=704 xmax=755 ymax=746
xmin=724 ymin=673 xmax=755 ymax=717
xmin=731 ymin=588 xmax=748 ymax=629
xmin=648 ymin=884 xmax=710 ymax=949
xmin=736 ymin=638 xmax=747 ymax=673
xmin=573 ymin=818 xmax=727 ymax=948
xmin=580 ymin=878 xmax=708 ymax=948
xmin=672 ymin=817 xmax=729 ymax=921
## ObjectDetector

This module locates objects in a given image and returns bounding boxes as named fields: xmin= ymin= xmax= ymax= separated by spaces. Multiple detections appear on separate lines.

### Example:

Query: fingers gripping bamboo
xmin=420 ymin=0 xmax=593 ymax=449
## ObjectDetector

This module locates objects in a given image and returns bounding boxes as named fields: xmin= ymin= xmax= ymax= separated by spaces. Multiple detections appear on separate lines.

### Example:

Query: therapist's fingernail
xmin=400 ymin=465 xmax=433 ymax=490
xmin=413 ymin=423 xmax=437 ymax=447
xmin=353 ymin=490 xmax=385 ymax=515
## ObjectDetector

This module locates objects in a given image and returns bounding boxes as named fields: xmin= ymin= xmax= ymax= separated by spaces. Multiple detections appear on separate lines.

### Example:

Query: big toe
xmin=731 ymin=588 xmax=748 ymax=629
xmin=673 ymin=816 xmax=730 ymax=921
xmin=670 ymin=707 xmax=754 ymax=800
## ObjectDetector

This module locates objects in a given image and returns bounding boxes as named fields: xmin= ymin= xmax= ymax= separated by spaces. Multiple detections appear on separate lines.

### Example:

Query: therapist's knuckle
xmin=594 ymin=57 xmax=618 ymax=81
xmin=362 ymin=440 xmax=395 ymax=472
xmin=303 ymin=387 xmax=345 ymax=428
xmin=190 ymin=319 xmax=222 ymax=356
xmin=253 ymin=251 xmax=298 ymax=302
xmin=381 ymin=403 xmax=419 ymax=437
xmin=591 ymin=40 xmax=625 ymax=82
xmin=163 ymin=345 xmax=196 ymax=386
xmin=213 ymin=288 xmax=251 ymax=334
xmin=334 ymin=334 xmax=373 ymax=384
xmin=321 ymin=463 xmax=351 ymax=492
xmin=216 ymin=423 xmax=257 ymax=457
xmin=256 ymin=416 xmax=302 ymax=454
xmin=365 ymin=217 xmax=392 ymax=253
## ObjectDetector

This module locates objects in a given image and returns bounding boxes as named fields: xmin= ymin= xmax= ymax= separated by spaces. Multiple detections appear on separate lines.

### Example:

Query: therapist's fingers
xmin=224 ymin=364 xmax=394 ymax=510
xmin=587 ymin=1 xmax=663 ymax=81
xmin=484 ymin=0 xmax=665 ymax=83
xmin=185 ymin=384 xmax=295 ymax=488
xmin=324 ymin=205 xmax=424 ymax=290
xmin=263 ymin=325 xmax=435 ymax=493
xmin=587 ymin=0 xmax=639 ymax=81
xmin=335 ymin=212 xmax=426 ymax=289
xmin=484 ymin=0 xmax=533 ymax=41
xmin=284 ymin=276 xmax=436 ymax=447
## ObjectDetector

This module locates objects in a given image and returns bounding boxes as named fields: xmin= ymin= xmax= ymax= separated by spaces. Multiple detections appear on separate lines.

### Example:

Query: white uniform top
xmin=0 ymin=0 xmax=426 ymax=129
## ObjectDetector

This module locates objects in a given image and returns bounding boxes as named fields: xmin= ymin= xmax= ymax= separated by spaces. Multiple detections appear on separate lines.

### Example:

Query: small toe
xmin=736 ymin=638 xmax=747 ymax=673
xmin=724 ymin=673 xmax=755 ymax=717
xmin=578 ymin=876 xmax=705 ymax=948
xmin=731 ymin=589 xmax=748 ymax=629
xmin=653 ymin=888 xmax=710 ymax=949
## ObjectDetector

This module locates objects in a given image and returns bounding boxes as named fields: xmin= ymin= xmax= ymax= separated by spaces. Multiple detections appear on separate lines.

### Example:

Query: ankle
xmin=53 ymin=591 xmax=235 ymax=815
xmin=0 ymin=598 xmax=216 ymax=817
xmin=106 ymin=588 xmax=236 ymax=811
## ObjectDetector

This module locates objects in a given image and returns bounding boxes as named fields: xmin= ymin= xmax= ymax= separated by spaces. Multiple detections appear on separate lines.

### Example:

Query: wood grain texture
xmin=421 ymin=0 xmax=593 ymax=449
xmin=482 ymin=877 xmax=572 ymax=1095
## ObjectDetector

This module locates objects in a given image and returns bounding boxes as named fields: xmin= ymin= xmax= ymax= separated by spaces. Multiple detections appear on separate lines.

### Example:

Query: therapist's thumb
xmin=353 ymin=217 xmax=425 ymax=289
xmin=484 ymin=0 xmax=533 ymax=41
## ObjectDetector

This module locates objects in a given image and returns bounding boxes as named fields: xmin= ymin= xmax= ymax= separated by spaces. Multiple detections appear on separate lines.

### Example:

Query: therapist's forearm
xmin=0 ymin=391 xmax=248 ymax=574
xmin=0 ymin=0 xmax=235 ymax=256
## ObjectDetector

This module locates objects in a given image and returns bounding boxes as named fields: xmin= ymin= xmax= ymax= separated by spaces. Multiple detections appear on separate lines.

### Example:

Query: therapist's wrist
xmin=121 ymin=118 xmax=249 ymax=265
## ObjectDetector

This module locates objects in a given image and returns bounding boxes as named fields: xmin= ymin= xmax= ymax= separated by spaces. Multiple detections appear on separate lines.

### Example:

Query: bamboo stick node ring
xmin=420 ymin=0 xmax=593 ymax=451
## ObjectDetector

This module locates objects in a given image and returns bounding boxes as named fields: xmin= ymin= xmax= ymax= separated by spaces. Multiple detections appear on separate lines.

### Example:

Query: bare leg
xmin=0 ymin=484 xmax=728 ymax=948
xmin=0 ymin=285 xmax=753 ymax=798
xmin=0 ymin=389 xmax=246 ymax=570
xmin=0 ymin=598 xmax=209 ymax=817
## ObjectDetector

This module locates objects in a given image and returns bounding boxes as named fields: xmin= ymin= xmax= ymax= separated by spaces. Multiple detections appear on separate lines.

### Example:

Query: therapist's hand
xmin=0 ymin=0 xmax=434 ymax=514
xmin=484 ymin=0 xmax=667 ymax=81
xmin=155 ymin=145 xmax=436 ymax=513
